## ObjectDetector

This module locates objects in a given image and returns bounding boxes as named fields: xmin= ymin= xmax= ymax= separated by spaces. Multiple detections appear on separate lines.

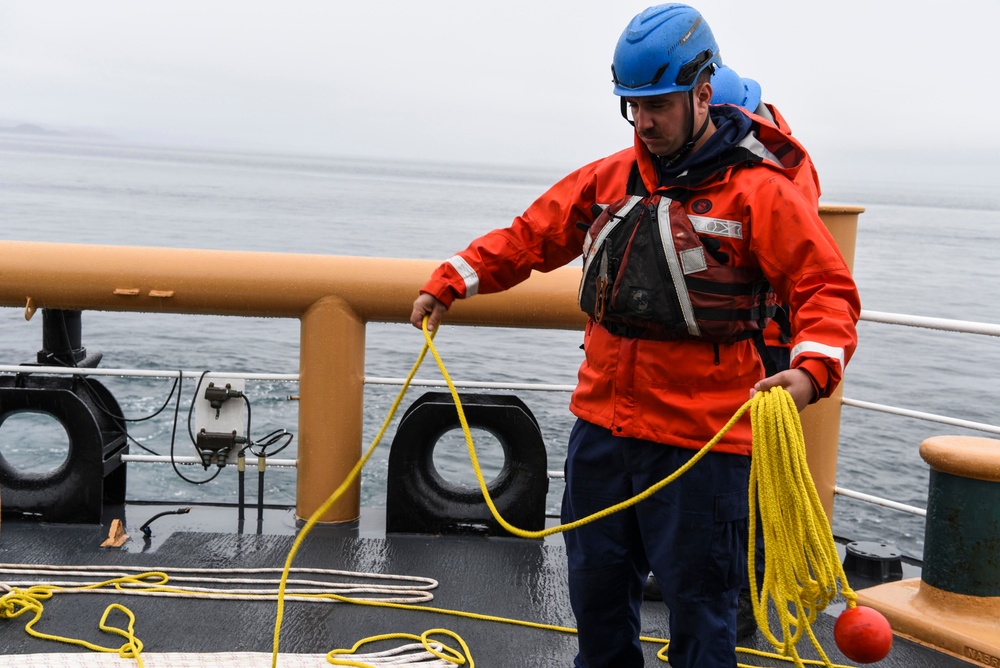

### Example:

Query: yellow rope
xmin=0 ymin=575 xmax=150 ymax=666
xmin=0 ymin=318 xmax=859 ymax=668
xmin=269 ymin=327 xmax=439 ymax=667
xmin=273 ymin=319 xmax=859 ymax=667
xmin=418 ymin=319 xmax=750 ymax=539
xmin=747 ymin=387 xmax=859 ymax=668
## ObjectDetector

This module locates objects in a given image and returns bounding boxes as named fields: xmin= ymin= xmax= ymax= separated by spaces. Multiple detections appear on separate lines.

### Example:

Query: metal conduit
xmin=861 ymin=309 xmax=1000 ymax=337
xmin=0 ymin=364 xmax=300 ymax=382
xmin=121 ymin=454 xmax=298 ymax=468
xmin=834 ymin=486 xmax=927 ymax=517
xmin=841 ymin=398 xmax=1000 ymax=436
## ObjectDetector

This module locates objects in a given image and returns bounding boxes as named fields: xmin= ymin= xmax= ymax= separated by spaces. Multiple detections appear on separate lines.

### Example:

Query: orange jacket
xmin=420 ymin=110 xmax=859 ymax=455
xmin=748 ymin=101 xmax=821 ymax=350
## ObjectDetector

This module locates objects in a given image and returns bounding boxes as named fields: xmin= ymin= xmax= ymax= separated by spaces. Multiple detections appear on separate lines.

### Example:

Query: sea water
xmin=1 ymin=134 xmax=999 ymax=559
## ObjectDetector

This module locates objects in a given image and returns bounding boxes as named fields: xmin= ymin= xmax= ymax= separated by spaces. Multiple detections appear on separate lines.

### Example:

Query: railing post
xmin=297 ymin=296 xmax=365 ymax=523
xmin=802 ymin=206 xmax=862 ymax=522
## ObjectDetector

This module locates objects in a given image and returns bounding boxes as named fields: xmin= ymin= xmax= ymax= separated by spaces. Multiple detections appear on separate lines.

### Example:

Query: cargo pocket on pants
xmin=703 ymin=487 xmax=749 ymax=597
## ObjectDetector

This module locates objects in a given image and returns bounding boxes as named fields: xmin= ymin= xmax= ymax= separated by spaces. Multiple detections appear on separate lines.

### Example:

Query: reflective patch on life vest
xmin=447 ymin=255 xmax=479 ymax=298
xmin=679 ymin=247 xmax=707 ymax=275
xmin=579 ymin=195 xmax=644 ymax=306
xmin=791 ymin=340 xmax=845 ymax=370
xmin=582 ymin=195 xmax=643 ymax=259
xmin=690 ymin=216 xmax=743 ymax=239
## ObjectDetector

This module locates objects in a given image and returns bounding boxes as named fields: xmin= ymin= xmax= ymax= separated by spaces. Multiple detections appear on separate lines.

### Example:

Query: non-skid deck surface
xmin=0 ymin=521 xmax=975 ymax=667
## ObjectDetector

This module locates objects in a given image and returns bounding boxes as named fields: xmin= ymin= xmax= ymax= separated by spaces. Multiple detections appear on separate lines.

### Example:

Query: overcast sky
xmin=2 ymin=1 xmax=998 ymax=170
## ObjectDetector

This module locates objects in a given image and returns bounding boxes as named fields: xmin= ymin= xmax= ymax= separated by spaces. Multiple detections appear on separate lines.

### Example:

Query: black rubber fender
xmin=0 ymin=375 xmax=128 ymax=523
xmin=386 ymin=392 xmax=548 ymax=537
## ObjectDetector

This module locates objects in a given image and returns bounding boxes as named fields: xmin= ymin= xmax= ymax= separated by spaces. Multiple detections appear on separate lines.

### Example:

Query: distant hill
xmin=0 ymin=122 xmax=116 ymax=141
xmin=0 ymin=123 xmax=66 ymax=137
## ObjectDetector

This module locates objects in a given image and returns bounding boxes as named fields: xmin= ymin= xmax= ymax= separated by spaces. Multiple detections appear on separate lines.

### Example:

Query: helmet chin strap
xmin=657 ymin=89 xmax=710 ymax=168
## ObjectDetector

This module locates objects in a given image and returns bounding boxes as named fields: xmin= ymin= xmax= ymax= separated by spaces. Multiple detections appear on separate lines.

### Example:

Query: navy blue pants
xmin=561 ymin=419 xmax=749 ymax=668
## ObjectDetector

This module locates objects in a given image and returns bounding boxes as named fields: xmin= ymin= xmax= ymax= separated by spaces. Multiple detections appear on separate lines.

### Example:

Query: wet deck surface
xmin=0 ymin=512 xmax=977 ymax=667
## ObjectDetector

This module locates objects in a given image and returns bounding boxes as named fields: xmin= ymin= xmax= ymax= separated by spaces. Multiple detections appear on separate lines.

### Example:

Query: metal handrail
xmin=834 ymin=486 xmax=926 ymax=517
xmin=832 ymin=309 xmax=999 ymax=515
xmin=0 ymin=365 xmax=299 ymax=381
xmin=121 ymin=454 xmax=298 ymax=468
xmin=840 ymin=398 xmax=1000 ymax=436
xmin=861 ymin=309 xmax=1000 ymax=337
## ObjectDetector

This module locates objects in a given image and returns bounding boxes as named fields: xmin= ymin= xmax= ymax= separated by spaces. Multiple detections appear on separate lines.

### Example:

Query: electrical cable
xmin=48 ymin=310 xmax=178 ymax=457
xmin=138 ymin=507 xmax=192 ymax=538
xmin=169 ymin=370 xmax=222 ymax=485
xmin=77 ymin=374 xmax=180 ymax=456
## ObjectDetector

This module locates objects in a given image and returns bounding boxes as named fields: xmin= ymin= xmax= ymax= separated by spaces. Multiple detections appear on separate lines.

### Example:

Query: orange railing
xmin=0 ymin=205 xmax=860 ymax=522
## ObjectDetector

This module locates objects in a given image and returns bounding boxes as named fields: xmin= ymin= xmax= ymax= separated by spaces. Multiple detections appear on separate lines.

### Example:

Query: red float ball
xmin=834 ymin=605 xmax=893 ymax=663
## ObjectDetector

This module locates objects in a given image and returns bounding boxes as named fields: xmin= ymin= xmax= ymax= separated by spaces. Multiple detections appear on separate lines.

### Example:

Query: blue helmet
xmin=612 ymin=4 xmax=722 ymax=98
xmin=710 ymin=65 xmax=762 ymax=111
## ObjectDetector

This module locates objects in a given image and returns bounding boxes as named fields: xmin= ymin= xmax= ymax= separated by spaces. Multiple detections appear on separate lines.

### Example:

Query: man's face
xmin=626 ymin=83 xmax=711 ymax=157
xmin=626 ymin=92 xmax=690 ymax=157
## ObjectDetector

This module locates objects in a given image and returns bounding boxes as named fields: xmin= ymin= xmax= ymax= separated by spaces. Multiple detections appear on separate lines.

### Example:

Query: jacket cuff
xmin=419 ymin=278 xmax=462 ymax=309
xmin=794 ymin=358 xmax=830 ymax=403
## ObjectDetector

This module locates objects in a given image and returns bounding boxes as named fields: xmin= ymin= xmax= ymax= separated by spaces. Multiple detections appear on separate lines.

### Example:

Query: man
xmin=411 ymin=4 xmax=859 ymax=667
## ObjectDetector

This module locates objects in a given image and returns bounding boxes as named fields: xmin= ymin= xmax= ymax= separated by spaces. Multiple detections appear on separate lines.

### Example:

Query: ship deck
xmin=0 ymin=504 xmax=977 ymax=667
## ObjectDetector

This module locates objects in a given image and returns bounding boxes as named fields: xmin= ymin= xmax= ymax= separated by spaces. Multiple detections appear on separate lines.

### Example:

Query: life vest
xmin=578 ymin=186 xmax=778 ymax=344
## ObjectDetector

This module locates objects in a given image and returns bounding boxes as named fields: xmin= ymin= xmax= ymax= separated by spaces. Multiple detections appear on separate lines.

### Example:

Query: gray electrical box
xmin=193 ymin=377 xmax=246 ymax=466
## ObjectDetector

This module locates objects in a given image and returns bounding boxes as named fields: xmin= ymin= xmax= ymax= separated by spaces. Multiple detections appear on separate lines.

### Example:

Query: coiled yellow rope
xmin=748 ymin=387 xmax=859 ymax=667
xmin=0 ymin=575 xmax=149 ymax=666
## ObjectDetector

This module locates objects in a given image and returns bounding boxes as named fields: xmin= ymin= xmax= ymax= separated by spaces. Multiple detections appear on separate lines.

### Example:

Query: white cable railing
xmin=833 ymin=486 xmax=926 ymax=517
xmin=120 ymin=454 xmax=298 ymax=468
xmin=0 ymin=365 xmax=299 ymax=381
xmin=860 ymin=309 xmax=1000 ymax=337
xmin=365 ymin=376 xmax=575 ymax=393
xmin=832 ymin=309 xmax=1000 ymax=517
xmin=839 ymin=398 xmax=1000 ymax=436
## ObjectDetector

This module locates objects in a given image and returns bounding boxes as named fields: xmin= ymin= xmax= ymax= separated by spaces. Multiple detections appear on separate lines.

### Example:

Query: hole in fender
xmin=432 ymin=427 xmax=506 ymax=490
xmin=0 ymin=410 xmax=71 ymax=474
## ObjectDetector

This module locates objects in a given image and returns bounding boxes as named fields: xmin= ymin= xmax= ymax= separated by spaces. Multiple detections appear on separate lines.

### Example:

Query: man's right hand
xmin=410 ymin=293 xmax=448 ymax=331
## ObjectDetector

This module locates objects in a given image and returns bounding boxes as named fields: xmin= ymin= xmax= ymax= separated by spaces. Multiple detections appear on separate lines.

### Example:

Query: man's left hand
xmin=750 ymin=368 xmax=817 ymax=412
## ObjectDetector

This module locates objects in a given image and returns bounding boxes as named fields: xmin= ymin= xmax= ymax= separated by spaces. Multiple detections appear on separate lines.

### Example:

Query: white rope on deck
xmin=0 ymin=563 xmax=438 ymax=605
xmin=330 ymin=642 xmax=460 ymax=667
xmin=2 ymin=564 xmax=456 ymax=667
xmin=16 ymin=650 xmax=462 ymax=667
xmin=15 ymin=652 xmax=331 ymax=667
